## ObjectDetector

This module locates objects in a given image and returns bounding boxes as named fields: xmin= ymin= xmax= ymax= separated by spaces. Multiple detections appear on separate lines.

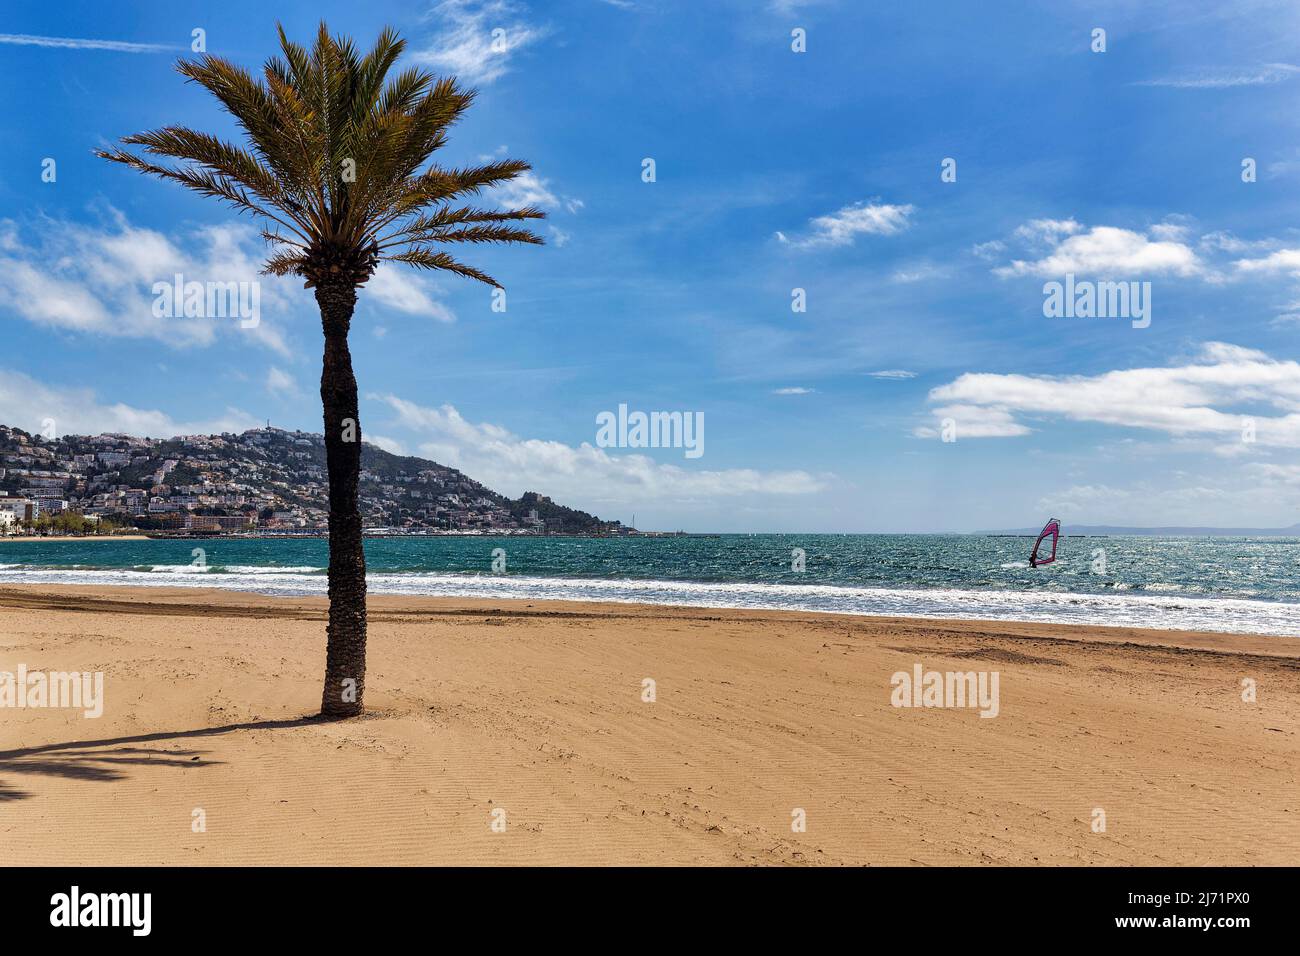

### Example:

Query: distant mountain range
xmin=982 ymin=523 xmax=1300 ymax=537
xmin=0 ymin=423 xmax=612 ymax=534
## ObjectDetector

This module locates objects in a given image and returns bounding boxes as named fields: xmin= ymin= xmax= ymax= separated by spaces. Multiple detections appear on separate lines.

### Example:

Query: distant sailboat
xmin=1030 ymin=518 xmax=1060 ymax=567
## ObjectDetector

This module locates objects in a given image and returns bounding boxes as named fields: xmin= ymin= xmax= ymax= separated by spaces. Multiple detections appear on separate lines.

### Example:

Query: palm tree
xmin=99 ymin=23 xmax=544 ymax=718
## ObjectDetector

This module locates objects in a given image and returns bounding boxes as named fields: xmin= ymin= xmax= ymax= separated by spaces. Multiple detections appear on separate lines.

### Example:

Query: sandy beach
xmin=1 ymin=584 xmax=1297 ymax=866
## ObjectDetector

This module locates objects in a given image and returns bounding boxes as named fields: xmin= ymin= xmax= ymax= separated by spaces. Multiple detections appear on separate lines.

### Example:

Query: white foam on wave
xmin=119 ymin=563 xmax=325 ymax=575
xmin=223 ymin=565 xmax=324 ymax=575
xmin=1 ymin=564 xmax=1298 ymax=636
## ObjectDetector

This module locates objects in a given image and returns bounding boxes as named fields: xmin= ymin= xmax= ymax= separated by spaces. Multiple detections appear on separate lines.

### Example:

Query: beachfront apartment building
xmin=0 ymin=494 xmax=37 ymax=524
xmin=185 ymin=514 xmax=255 ymax=531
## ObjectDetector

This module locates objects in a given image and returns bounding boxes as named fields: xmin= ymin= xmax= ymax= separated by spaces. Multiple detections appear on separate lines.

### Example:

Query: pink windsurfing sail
xmin=1030 ymin=518 xmax=1060 ymax=567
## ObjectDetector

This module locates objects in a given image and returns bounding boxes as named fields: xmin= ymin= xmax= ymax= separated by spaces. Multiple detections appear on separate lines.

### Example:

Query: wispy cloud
xmin=0 ymin=33 xmax=177 ymax=53
xmin=891 ymin=263 xmax=945 ymax=283
xmin=772 ymin=386 xmax=814 ymax=395
xmin=1013 ymin=218 xmax=1081 ymax=243
xmin=0 ymin=369 xmax=256 ymax=439
xmin=971 ymin=240 xmax=1005 ymax=261
xmin=1136 ymin=63 xmax=1300 ymax=89
xmin=768 ymin=0 xmax=834 ymax=13
xmin=918 ymin=404 xmax=1030 ymax=439
xmin=0 ymin=211 xmax=294 ymax=355
xmin=490 ymin=170 xmax=583 ymax=213
xmin=366 ymin=264 xmax=456 ymax=322
xmin=367 ymin=434 xmax=407 ymax=455
xmin=776 ymin=201 xmax=913 ymax=249
xmin=415 ymin=0 xmax=548 ymax=85
xmin=266 ymin=366 xmax=301 ymax=398
xmin=866 ymin=369 xmax=916 ymax=380
xmin=372 ymin=395 xmax=830 ymax=503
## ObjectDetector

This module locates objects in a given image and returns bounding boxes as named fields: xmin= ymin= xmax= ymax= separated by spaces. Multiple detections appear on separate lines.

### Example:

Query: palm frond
xmin=385 ymin=248 xmax=499 ymax=286
xmin=99 ymin=22 xmax=545 ymax=289
xmin=382 ymin=225 xmax=544 ymax=250
xmin=377 ymin=204 xmax=545 ymax=245
xmin=120 ymin=127 xmax=285 ymax=207
xmin=95 ymin=146 xmax=311 ymax=242
xmin=262 ymin=251 xmax=309 ymax=276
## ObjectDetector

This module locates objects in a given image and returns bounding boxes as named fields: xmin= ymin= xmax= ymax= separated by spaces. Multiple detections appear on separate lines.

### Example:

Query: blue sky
xmin=4 ymin=0 xmax=1300 ymax=531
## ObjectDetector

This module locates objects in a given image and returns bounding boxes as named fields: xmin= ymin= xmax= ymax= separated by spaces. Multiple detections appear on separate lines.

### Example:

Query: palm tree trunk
xmin=316 ymin=279 xmax=367 ymax=718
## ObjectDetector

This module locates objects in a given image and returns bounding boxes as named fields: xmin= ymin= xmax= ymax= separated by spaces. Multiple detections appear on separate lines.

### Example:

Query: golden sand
xmin=1 ymin=585 xmax=1296 ymax=865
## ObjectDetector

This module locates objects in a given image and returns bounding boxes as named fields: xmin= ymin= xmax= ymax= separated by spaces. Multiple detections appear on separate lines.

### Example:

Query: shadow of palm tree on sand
xmin=0 ymin=717 xmax=320 ymax=801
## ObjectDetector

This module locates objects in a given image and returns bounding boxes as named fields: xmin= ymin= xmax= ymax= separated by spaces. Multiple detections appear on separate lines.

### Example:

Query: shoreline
xmin=2 ymin=584 xmax=1297 ymax=865
xmin=0 ymin=535 xmax=151 ymax=543
xmin=2 ymin=582 xmax=1299 ymax=655
xmin=0 ymin=569 xmax=1297 ymax=639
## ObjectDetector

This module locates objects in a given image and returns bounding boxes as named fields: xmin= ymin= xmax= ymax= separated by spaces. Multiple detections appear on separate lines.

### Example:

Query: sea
xmin=2 ymin=533 xmax=1300 ymax=636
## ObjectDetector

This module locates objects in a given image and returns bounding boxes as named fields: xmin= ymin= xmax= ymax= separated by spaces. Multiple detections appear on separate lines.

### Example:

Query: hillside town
xmin=0 ymin=423 xmax=619 ymax=537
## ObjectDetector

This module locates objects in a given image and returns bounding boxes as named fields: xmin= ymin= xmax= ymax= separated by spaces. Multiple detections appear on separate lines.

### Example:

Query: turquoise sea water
xmin=2 ymin=534 xmax=1299 ymax=635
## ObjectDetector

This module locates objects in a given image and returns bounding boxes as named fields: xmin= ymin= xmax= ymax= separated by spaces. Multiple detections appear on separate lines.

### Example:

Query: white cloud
xmin=490 ymin=170 xmax=582 ymax=215
xmin=0 ymin=212 xmax=295 ymax=355
xmin=1199 ymin=230 xmax=1275 ymax=254
xmin=368 ymin=434 xmax=406 ymax=455
xmin=777 ymin=202 xmax=913 ymax=249
xmin=1013 ymin=218 xmax=1081 ymax=242
xmin=1149 ymin=219 xmax=1194 ymax=242
xmin=1034 ymin=482 xmax=1245 ymax=525
xmin=266 ymin=366 xmax=300 ymax=398
xmin=768 ymin=0 xmax=832 ymax=13
xmin=366 ymin=264 xmax=456 ymax=322
xmin=990 ymin=219 xmax=1296 ymax=283
xmin=916 ymin=404 xmax=1031 ymax=439
xmin=370 ymin=395 xmax=830 ymax=503
xmin=993 ymin=224 xmax=1203 ymax=278
xmin=1037 ymin=483 xmax=1130 ymax=510
xmin=917 ymin=342 xmax=1300 ymax=447
xmin=1136 ymin=63 xmax=1300 ymax=89
xmin=866 ymin=369 xmax=917 ymax=380
xmin=0 ymin=369 xmax=257 ymax=439
xmin=1245 ymin=462 xmax=1300 ymax=484
xmin=1266 ymin=155 xmax=1300 ymax=179
xmin=772 ymin=387 xmax=814 ymax=395
xmin=892 ymin=263 xmax=944 ymax=283
xmin=414 ymin=0 xmax=547 ymax=85
xmin=0 ymin=33 xmax=176 ymax=53
xmin=492 ymin=170 xmax=557 ymax=208
xmin=1234 ymin=248 xmax=1300 ymax=277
